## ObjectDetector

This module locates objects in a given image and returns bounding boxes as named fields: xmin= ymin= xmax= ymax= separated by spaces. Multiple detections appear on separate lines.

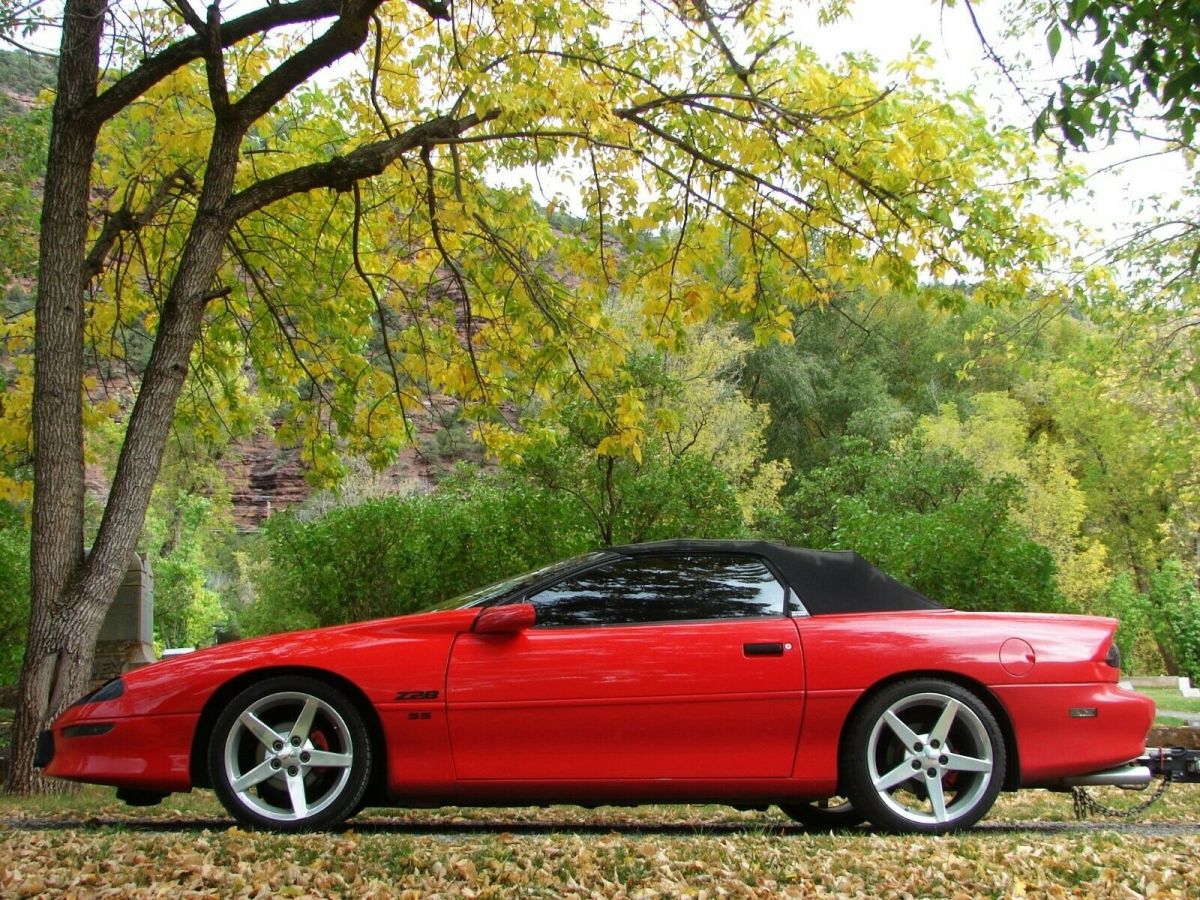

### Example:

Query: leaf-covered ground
xmin=1 ymin=787 xmax=1199 ymax=897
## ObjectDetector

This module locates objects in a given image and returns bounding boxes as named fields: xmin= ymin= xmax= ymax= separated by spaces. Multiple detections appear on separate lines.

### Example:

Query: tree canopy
xmin=1038 ymin=0 xmax=1200 ymax=146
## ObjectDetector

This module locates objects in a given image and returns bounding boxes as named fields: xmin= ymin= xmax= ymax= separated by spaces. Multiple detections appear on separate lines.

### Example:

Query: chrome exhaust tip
xmin=1059 ymin=764 xmax=1152 ymax=788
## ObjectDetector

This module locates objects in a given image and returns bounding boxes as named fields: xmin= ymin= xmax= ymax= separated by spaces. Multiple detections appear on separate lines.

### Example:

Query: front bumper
xmin=34 ymin=729 xmax=55 ymax=768
xmin=38 ymin=713 xmax=196 ymax=792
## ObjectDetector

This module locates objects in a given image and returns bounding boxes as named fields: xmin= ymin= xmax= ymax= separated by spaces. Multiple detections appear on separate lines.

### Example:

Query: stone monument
xmin=92 ymin=553 xmax=155 ymax=682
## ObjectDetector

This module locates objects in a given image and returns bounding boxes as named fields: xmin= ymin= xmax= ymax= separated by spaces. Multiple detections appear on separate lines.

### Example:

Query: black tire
xmin=841 ymin=678 xmax=1005 ymax=834
xmin=208 ymin=675 xmax=372 ymax=831
xmin=778 ymin=797 xmax=865 ymax=830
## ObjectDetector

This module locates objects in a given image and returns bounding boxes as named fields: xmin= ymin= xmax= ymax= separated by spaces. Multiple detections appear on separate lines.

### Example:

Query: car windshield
xmin=427 ymin=551 xmax=611 ymax=610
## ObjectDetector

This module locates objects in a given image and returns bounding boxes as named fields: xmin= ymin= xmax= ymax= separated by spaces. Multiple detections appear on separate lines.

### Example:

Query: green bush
xmin=1150 ymin=559 xmax=1200 ymax=683
xmin=0 ymin=503 xmax=29 ymax=685
xmin=777 ymin=439 xmax=1063 ymax=613
xmin=243 ymin=471 xmax=593 ymax=634
xmin=244 ymin=457 xmax=747 ymax=636
xmin=1096 ymin=573 xmax=1165 ymax=675
xmin=139 ymin=480 xmax=239 ymax=650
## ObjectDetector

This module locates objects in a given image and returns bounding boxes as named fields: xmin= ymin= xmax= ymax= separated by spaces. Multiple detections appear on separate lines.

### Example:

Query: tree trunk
xmin=1156 ymin=634 xmax=1179 ymax=676
xmin=5 ymin=0 xmax=106 ymax=795
xmin=6 ymin=201 xmax=239 ymax=796
xmin=7 ymin=0 xmax=430 ymax=794
xmin=6 ymin=591 xmax=110 ymax=793
xmin=6 ymin=0 xmax=237 ymax=792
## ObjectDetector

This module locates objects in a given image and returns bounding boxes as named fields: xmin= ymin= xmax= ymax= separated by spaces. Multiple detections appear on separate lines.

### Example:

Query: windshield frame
xmin=427 ymin=551 xmax=613 ymax=611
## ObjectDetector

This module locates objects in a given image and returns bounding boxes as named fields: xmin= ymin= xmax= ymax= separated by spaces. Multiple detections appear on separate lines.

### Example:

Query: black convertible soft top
xmin=608 ymin=539 xmax=942 ymax=615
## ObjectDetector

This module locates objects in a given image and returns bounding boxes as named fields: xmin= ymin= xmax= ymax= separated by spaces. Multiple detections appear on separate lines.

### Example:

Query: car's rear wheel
xmin=208 ymin=676 xmax=371 ymax=830
xmin=842 ymin=678 xmax=1005 ymax=833
xmin=778 ymin=797 xmax=864 ymax=829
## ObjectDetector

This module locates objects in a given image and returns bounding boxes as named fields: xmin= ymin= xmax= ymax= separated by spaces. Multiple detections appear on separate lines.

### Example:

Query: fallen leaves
xmin=0 ymin=789 xmax=1198 ymax=897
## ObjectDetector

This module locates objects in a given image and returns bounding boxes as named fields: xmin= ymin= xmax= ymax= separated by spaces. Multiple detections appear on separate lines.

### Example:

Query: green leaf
xmin=1048 ymin=24 xmax=1063 ymax=60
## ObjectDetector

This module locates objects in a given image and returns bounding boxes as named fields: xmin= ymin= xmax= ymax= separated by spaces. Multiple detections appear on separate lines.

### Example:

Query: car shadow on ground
xmin=3 ymin=816 xmax=1199 ymax=836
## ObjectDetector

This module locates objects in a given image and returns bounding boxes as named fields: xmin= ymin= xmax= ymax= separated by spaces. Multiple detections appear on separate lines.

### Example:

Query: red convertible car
xmin=39 ymin=540 xmax=1155 ymax=833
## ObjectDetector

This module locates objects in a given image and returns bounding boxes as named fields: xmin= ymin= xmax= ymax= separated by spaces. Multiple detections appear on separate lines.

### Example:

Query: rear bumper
xmin=992 ymin=682 xmax=1155 ymax=786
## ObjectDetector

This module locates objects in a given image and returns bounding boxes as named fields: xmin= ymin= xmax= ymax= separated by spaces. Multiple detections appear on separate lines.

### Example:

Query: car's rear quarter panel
xmin=795 ymin=610 xmax=1153 ymax=788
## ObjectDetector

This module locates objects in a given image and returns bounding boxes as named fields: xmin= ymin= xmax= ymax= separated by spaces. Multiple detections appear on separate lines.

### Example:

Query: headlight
xmin=70 ymin=677 xmax=124 ymax=707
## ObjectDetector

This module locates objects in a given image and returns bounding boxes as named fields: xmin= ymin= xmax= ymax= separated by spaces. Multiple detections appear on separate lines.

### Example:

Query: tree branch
xmin=81 ymin=166 xmax=196 ymax=282
xmin=203 ymin=2 xmax=231 ymax=119
xmin=406 ymin=0 xmax=450 ymax=22
xmin=165 ymin=0 xmax=206 ymax=36
xmin=225 ymin=110 xmax=499 ymax=220
xmin=86 ymin=0 xmax=341 ymax=127
xmin=230 ymin=0 xmax=385 ymax=130
xmin=351 ymin=180 xmax=416 ymax=442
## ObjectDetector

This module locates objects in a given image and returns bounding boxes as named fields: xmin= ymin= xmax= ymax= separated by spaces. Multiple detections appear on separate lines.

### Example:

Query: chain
xmin=1071 ymin=776 xmax=1171 ymax=820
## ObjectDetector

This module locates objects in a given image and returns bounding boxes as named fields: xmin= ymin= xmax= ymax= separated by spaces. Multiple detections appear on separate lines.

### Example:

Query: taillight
xmin=1104 ymin=642 xmax=1121 ymax=670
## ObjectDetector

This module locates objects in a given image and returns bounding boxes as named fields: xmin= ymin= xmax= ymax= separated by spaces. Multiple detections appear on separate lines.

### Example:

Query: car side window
xmin=528 ymin=554 xmax=785 ymax=627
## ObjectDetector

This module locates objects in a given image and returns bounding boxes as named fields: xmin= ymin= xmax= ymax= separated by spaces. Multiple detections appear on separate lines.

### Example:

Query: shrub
xmin=0 ymin=504 xmax=29 ymax=685
xmin=244 ymin=457 xmax=747 ymax=636
xmin=1096 ymin=573 xmax=1165 ymax=675
xmin=1150 ymin=559 xmax=1200 ymax=683
xmin=779 ymin=439 xmax=1063 ymax=613
xmin=243 ymin=471 xmax=593 ymax=634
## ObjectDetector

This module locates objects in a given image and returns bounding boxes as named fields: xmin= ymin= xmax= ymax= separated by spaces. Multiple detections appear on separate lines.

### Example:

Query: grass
xmin=1139 ymin=687 xmax=1200 ymax=718
xmin=0 ymin=786 xmax=1198 ymax=897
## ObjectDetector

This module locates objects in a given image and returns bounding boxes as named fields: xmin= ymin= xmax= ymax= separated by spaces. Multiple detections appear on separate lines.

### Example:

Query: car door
xmin=446 ymin=553 xmax=805 ymax=781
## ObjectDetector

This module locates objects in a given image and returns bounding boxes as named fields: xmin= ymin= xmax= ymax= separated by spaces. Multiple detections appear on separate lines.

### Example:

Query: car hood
xmin=77 ymin=606 xmax=480 ymax=718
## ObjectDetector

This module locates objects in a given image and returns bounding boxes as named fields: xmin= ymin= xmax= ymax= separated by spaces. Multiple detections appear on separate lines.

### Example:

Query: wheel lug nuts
xmin=913 ymin=742 xmax=923 ymax=752
xmin=930 ymin=740 xmax=940 ymax=749
xmin=912 ymin=760 xmax=922 ymax=770
xmin=927 ymin=768 xmax=937 ymax=778
xmin=273 ymin=741 xmax=283 ymax=751
xmin=300 ymin=752 xmax=310 ymax=763
xmin=939 ymin=755 xmax=948 ymax=765
xmin=270 ymin=760 xmax=281 ymax=770
xmin=287 ymin=766 xmax=299 ymax=776
xmin=291 ymin=736 xmax=302 ymax=747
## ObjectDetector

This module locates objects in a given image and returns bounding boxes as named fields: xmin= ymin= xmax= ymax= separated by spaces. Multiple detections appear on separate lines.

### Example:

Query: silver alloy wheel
xmin=866 ymin=691 xmax=995 ymax=825
xmin=222 ymin=690 xmax=355 ymax=823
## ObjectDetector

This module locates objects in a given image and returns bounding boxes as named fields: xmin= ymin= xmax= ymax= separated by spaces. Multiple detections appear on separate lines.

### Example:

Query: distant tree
xmin=779 ymin=438 xmax=1062 ymax=613
xmin=1008 ymin=0 xmax=1200 ymax=500
xmin=741 ymin=293 xmax=1014 ymax=473
xmin=918 ymin=391 xmax=1112 ymax=608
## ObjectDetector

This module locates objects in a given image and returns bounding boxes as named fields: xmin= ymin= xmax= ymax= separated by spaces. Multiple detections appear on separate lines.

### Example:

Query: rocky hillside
xmin=217 ymin=396 xmax=484 ymax=528
xmin=0 ymin=50 xmax=53 ymax=115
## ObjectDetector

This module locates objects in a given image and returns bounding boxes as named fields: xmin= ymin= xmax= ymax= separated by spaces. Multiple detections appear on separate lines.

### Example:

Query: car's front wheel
xmin=842 ymin=678 xmax=1005 ymax=833
xmin=208 ymin=676 xmax=371 ymax=830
